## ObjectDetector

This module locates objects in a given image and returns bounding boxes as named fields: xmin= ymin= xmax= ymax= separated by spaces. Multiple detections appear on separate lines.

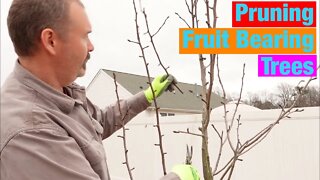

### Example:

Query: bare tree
xmin=122 ymin=0 xmax=320 ymax=179
xmin=276 ymin=83 xmax=296 ymax=108
xmin=174 ymin=1 xmax=319 ymax=180
xmin=247 ymin=84 xmax=320 ymax=109
xmin=174 ymin=0 xmax=221 ymax=179
xmin=247 ymin=92 xmax=278 ymax=109
xmin=294 ymin=85 xmax=320 ymax=107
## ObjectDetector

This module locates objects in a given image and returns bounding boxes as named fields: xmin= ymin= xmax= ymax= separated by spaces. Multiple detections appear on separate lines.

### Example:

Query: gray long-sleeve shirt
xmin=0 ymin=61 xmax=179 ymax=180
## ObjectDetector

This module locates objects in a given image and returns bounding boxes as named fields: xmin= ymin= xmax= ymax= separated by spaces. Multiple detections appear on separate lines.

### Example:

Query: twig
xmin=173 ymin=128 xmax=204 ymax=137
xmin=113 ymin=73 xmax=134 ymax=180
xmin=217 ymin=57 xmax=240 ymax=152
xmin=212 ymin=0 xmax=218 ymax=28
xmin=142 ymin=10 xmax=183 ymax=94
xmin=131 ymin=0 xmax=167 ymax=174
xmin=214 ymin=157 xmax=232 ymax=176
xmin=230 ymin=64 xmax=245 ymax=138
xmin=206 ymin=54 xmax=216 ymax=119
xmin=226 ymin=157 xmax=237 ymax=180
xmin=174 ymin=12 xmax=191 ymax=28
xmin=226 ymin=63 xmax=245 ymax=152
xmin=185 ymin=0 xmax=192 ymax=14
xmin=236 ymin=115 xmax=242 ymax=149
xmin=127 ymin=39 xmax=139 ymax=45
xmin=152 ymin=16 xmax=170 ymax=37
xmin=215 ymin=57 xmax=246 ymax=179
xmin=211 ymin=124 xmax=222 ymax=139
xmin=205 ymin=0 xmax=211 ymax=28
xmin=194 ymin=0 xmax=200 ymax=28
xmin=216 ymin=55 xmax=227 ymax=102
xmin=212 ymin=124 xmax=224 ymax=174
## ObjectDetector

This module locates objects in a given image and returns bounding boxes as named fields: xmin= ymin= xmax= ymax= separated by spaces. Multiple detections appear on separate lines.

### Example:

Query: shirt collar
xmin=13 ymin=60 xmax=86 ymax=114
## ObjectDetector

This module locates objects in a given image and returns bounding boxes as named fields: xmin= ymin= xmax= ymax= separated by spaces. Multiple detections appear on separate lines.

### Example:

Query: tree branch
xmin=113 ymin=73 xmax=134 ymax=180
xmin=211 ymin=124 xmax=224 ymax=174
xmin=142 ymin=10 xmax=183 ymax=94
xmin=131 ymin=0 xmax=167 ymax=175
xmin=238 ymin=75 xmax=317 ymax=156
xmin=174 ymin=12 xmax=191 ymax=28
xmin=173 ymin=128 xmax=204 ymax=137
xmin=152 ymin=16 xmax=170 ymax=37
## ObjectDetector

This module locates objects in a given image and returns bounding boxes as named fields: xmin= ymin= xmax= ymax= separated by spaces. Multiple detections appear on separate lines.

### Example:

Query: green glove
xmin=172 ymin=164 xmax=200 ymax=180
xmin=144 ymin=74 xmax=176 ymax=103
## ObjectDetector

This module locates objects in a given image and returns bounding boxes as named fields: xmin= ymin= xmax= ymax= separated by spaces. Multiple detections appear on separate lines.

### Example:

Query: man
xmin=0 ymin=0 xmax=200 ymax=179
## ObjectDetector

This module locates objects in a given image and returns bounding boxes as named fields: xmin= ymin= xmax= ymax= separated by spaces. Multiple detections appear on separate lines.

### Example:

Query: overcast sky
xmin=1 ymin=0 xmax=319 ymax=98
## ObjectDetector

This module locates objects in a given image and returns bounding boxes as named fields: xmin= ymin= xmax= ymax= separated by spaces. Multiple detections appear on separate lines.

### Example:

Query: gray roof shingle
xmin=103 ymin=69 xmax=223 ymax=112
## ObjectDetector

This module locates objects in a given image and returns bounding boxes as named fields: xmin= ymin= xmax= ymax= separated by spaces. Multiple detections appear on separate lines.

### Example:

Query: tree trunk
xmin=200 ymin=56 xmax=213 ymax=180
xmin=202 ymin=125 xmax=213 ymax=180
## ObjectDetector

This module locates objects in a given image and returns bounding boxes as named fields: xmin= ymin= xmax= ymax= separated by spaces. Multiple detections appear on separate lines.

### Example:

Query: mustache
xmin=86 ymin=53 xmax=91 ymax=61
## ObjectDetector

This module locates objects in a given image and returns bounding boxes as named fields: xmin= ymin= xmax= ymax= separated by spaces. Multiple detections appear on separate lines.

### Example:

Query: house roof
xmin=102 ymin=69 xmax=223 ymax=112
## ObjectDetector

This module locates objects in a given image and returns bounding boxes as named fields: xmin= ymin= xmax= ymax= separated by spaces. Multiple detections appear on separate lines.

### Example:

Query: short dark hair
xmin=7 ymin=0 xmax=82 ymax=56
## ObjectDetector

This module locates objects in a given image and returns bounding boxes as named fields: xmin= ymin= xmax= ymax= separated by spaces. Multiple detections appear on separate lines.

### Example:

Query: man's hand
xmin=171 ymin=164 xmax=200 ymax=180
xmin=144 ymin=74 xmax=177 ymax=103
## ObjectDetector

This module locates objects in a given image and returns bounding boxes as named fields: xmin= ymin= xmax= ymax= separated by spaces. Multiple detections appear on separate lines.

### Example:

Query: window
xmin=160 ymin=113 xmax=167 ymax=117
xmin=160 ymin=113 xmax=175 ymax=117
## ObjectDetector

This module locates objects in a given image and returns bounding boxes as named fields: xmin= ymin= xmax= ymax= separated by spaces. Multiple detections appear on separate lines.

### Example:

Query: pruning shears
xmin=185 ymin=145 xmax=193 ymax=165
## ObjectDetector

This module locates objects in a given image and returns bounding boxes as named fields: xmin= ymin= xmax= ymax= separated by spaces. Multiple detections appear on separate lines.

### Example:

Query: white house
xmin=87 ymin=69 xmax=223 ymax=118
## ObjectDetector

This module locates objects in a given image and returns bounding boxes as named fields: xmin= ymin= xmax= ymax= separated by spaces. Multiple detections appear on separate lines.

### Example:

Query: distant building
xmin=87 ymin=69 xmax=223 ymax=117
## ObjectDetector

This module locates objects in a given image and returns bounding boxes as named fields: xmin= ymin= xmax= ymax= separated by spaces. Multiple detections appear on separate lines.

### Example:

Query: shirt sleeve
xmin=88 ymin=91 xmax=150 ymax=139
xmin=0 ymin=128 xmax=100 ymax=180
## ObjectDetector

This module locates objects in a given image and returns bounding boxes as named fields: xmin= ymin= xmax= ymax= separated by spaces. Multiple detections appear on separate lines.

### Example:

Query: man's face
xmin=55 ymin=2 xmax=94 ymax=83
